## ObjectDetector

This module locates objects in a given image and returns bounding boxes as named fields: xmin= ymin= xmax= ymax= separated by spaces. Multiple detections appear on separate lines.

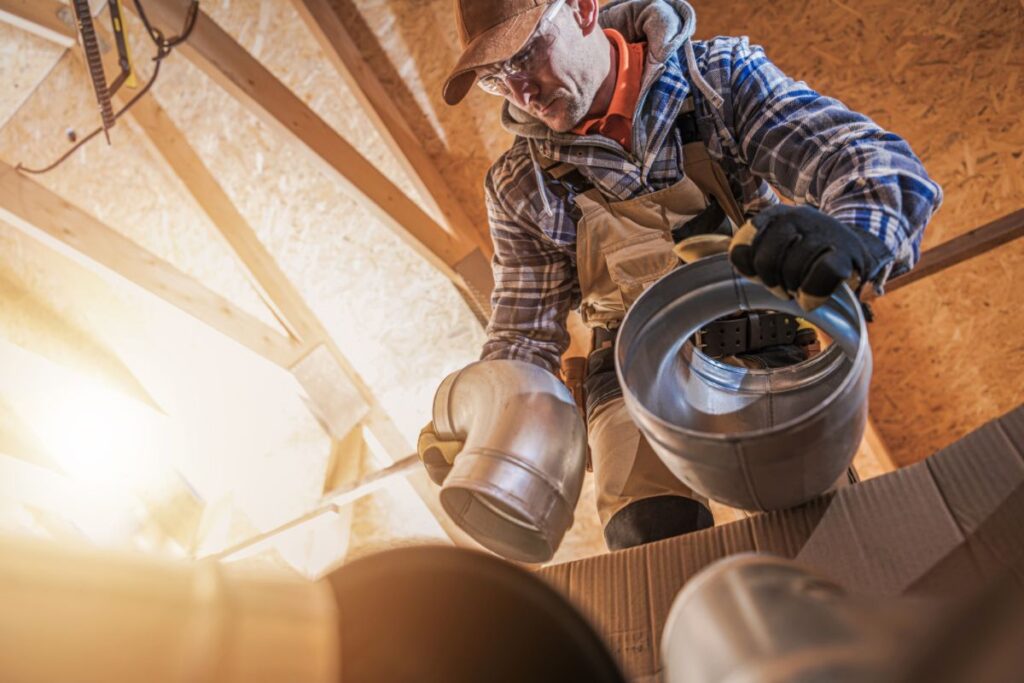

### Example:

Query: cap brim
xmin=442 ymin=4 xmax=548 ymax=105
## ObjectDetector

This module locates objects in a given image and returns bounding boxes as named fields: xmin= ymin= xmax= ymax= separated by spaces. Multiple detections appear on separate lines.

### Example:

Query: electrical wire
xmin=16 ymin=0 xmax=199 ymax=176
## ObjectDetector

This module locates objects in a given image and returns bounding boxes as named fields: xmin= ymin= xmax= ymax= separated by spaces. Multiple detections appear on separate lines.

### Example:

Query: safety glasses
xmin=475 ymin=0 xmax=567 ymax=97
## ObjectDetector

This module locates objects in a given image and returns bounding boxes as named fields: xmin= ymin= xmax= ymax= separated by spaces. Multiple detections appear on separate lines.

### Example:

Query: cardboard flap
xmin=796 ymin=462 xmax=965 ymax=595
xmin=537 ymin=404 xmax=1024 ymax=683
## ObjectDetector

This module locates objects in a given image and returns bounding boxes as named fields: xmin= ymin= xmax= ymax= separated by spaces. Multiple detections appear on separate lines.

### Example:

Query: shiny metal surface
xmin=661 ymin=554 xmax=927 ymax=683
xmin=432 ymin=360 xmax=588 ymax=563
xmin=0 ymin=535 xmax=339 ymax=683
xmin=616 ymin=254 xmax=871 ymax=510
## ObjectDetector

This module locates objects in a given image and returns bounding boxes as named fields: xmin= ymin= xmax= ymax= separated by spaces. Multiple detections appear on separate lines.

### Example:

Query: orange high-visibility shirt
xmin=572 ymin=28 xmax=647 ymax=152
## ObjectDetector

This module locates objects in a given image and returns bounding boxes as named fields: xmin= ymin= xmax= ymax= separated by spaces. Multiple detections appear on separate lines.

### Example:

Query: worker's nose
xmin=506 ymin=77 xmax=540 ymax=110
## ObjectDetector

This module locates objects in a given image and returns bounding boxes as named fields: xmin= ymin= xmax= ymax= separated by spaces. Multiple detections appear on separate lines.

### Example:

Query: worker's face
xmin=478 ymin=2 xmax=605 ymax=133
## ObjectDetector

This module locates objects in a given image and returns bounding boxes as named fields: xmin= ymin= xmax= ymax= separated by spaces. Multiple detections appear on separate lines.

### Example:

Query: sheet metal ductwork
xmin=0 ymin=538 xmax=627 ymax=683
xmin=430 ymin=359 xmax=588 ymax=563
xmin=0 ymin=536 xmax=339 ymax=683
xmin=617 ymin=254 xmax=872 ymax=511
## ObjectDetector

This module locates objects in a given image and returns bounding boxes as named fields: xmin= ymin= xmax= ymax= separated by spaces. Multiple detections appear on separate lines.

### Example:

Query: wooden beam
xmin=134 ymin=1 xmax=474 ymax=277
xmin=863 ymin=417 xmax=896 ymax=473
xmin=97 ymin=47 xmax=463 ymax=540
xmin=881 ymin=208 xmax=1024 ymax=294
xmin=289 ymin=0 xmax=493 ymax=256
xmin=123 ymin=92 xmax=323 ymax=342
xmin=0 ymin=161 xmax=302 ymax=368
xmin=22 ymin=8 xmax=463 ymax=541
xmin=0 ymin=0 xmax=75 ymax=47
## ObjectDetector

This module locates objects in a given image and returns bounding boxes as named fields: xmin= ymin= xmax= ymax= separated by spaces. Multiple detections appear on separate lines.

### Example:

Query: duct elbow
xmin=431 ymin=360 xmax=587 ymax=563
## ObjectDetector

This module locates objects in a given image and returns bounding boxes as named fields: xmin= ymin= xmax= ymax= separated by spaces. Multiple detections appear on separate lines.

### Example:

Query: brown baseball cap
xmin=443 ymin=0 xmax=553 ymax=106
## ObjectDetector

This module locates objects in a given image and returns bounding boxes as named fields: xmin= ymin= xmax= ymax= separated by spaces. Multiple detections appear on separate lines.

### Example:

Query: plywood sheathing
xmin=0 ymin=23 xmax=64 ymax=129
xmin=686 ymin=0 xmax=1024 ymax=466
xmin=141 ymin=0 xmax=485 ymax=441
xmin=0 ymin=51 xmax=283 ymax=334
xmin=324 ymin=0 xmax=515 ymax=232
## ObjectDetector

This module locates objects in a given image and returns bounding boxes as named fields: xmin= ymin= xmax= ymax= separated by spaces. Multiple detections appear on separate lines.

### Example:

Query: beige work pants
xmin=587 ymin=397 xmax=709 ymax=527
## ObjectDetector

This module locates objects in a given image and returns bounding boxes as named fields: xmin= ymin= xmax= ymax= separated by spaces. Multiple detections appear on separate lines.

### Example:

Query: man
xmin=424 ymin=0 xmax=941 ymax=550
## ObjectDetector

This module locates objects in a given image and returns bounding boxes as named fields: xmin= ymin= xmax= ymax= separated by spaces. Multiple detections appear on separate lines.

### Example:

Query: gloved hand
xmin=417 ymin=422 xmax=464 ymax=485
xmin=728 ymin=205 xmax=892 ymax=311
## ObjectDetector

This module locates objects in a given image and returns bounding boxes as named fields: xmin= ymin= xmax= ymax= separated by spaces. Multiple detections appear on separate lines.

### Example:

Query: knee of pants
xmin=603 ymin=495 xmax=715 ymax=551
xmin=587 ymin=398 xmax=707 ymax=525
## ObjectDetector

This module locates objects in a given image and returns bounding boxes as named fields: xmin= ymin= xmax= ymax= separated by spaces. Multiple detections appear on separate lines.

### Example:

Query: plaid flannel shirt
xmin=481 ymin=36 xmax=942 ymax=376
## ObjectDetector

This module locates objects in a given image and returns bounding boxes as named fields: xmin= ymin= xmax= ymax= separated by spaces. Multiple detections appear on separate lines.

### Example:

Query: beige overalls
xmin=551 ymin=100 xmax=746 ymax=533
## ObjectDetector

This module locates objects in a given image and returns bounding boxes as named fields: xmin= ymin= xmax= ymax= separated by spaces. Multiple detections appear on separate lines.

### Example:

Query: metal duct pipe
xmin=661 ymin=554 xmax=926 ymax=683
xmin=0 ymin=535 xmax=339 ymax=683
xmin=0 ymin=537 xmax=627 ymax=683
xmin=617 ymin=254 xmax=871 ymax=510
xmin=431 ymin=359 xmax=588 ymax=563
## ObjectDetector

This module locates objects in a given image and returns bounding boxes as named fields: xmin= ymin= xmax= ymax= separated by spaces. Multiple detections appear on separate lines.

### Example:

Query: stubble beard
xmin=542 ymin=88 xmax=591 ymax=133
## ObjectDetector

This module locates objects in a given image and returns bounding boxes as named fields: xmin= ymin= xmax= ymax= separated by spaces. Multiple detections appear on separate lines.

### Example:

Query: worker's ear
xmin=569 ymin=0 xmax=601 ymax=36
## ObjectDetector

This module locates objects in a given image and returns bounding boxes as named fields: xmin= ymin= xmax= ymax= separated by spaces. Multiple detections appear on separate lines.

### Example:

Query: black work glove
xmin=728 ymin=205 xmax=892 ymax=311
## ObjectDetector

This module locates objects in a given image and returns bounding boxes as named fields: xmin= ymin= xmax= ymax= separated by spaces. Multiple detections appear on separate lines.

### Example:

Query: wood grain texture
xmin=0 ymin=161 xmax=302 ymax=368
xmin=0 ymin=0 xmax=74 ymax=47
xmin=290 ymin=0 xmax=493 ymax=256
xmin=132 ymin=0 xmax=474 ymax=279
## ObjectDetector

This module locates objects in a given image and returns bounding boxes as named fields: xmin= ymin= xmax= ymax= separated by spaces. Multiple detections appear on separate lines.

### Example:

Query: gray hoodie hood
xmin=500 ymin=0 xmax=719 ymax=141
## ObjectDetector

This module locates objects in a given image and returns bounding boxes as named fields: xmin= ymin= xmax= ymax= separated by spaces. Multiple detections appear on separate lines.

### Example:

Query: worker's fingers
xmin=729 ymin=240 xmax=756 ymax=277
xmin=800 ymin=249 xmax=852 ymax=300
xmin=417 ymin=422 xmax=463 ymax=485
xmin=421 ymin=447 xmax=454 ymax=486
xmin=751 ymin=220 xmax=800 ymax=289
xmin=780 ymin=239 xmax=829 ymax=294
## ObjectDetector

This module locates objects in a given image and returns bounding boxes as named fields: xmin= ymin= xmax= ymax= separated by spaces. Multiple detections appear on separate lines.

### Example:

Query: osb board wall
xmin=148 ymin=0 xmax=486 ymax=441
xmin=327 ymin=0 xmax=515 ymax=231
xmin=0 ymin=1 xmax=486 ymax=442
xmin=0 ymin=23 xmax=63 ymax=129
xmin=686 ymin=0 xmax=1024 ymax=465
xmin=0 ymin=50 xmax=281 ymax=332
xmin=348 ymin=0 xmax=1022 ymax=467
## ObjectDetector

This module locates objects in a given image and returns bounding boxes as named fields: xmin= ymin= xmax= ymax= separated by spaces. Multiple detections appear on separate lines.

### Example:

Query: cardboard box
xmin=537 ymin=405 xmax=1024 ymax=682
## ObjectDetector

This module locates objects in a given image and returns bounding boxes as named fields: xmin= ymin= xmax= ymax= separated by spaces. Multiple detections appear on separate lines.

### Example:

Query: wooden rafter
xmin=0 ymin=0 xmax=495 ymax=318
xmin=123 ymin=88 xmax=468 ymax=542
xmin=0 ymin=0 xmax=74 ymax=47
xmin=289 ymin=0 xmax=493 ymax=255
xmin=103 ymin=18 xmax=466 ymax=542
xmin=884 ymin=208 xmax=1024 ymax=294
xmin=863 ymin=418 xmax=896 ymax=473
xmin=2 ymin=0 xmax=474 ymax=548
xmin=132 ymin=0 xmax=494 ymax=316
xmin=0 ymin=161 xmax=303 ymax=368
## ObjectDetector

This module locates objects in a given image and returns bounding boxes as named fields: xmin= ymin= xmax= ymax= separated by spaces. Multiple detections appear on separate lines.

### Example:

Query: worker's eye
xmin=507 ymin=35 xmax=548 ymax=75
xmin=477 ymin=75 xmax=509 ymax=96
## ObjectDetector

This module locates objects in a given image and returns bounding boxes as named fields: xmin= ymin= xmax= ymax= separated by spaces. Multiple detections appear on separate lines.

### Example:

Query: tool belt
xmin=583 ymin=313 xmax=817 ymax=420
xmin=694 ymin=311 xmax=813 ymax=359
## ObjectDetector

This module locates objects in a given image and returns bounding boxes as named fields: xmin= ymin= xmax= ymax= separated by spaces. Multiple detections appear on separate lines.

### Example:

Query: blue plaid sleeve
xmin=717 ymin=37 xmax=943 ymax=280
xmin=478 ymin=151 xmax=578 ymax=376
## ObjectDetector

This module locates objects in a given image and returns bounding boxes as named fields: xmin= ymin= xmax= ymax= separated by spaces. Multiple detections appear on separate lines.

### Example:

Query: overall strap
xmin=539 ymin=97 xmax=744 ymax=233
xmin=678 ymin=98 xmax=746 ymax=228
xmin=541 ymin=158 xmax=595 ymax=201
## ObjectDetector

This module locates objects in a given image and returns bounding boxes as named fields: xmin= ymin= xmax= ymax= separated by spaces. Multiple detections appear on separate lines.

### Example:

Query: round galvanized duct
xmin=661 ymin=554 xmax=924 ymax=683
xmin=0 ymin=536 xmax=339 ymax=683
xmin=616 ymin=254 xmax=871 ymax=511
xmin=432 ymin=360 xmax=588 ymax=563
